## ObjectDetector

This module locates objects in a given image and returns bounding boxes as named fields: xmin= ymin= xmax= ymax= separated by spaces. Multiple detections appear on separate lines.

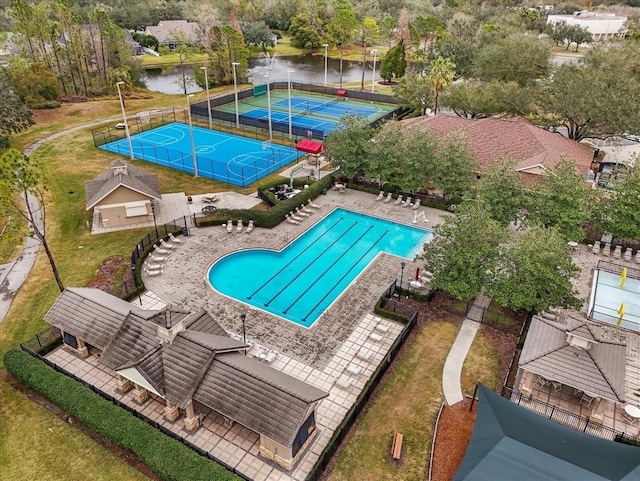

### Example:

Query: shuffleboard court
xmin=99 ymin=122 xmax=301 ymax=187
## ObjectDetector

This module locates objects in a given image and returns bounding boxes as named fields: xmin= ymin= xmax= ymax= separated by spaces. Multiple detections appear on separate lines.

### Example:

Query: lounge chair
xmin=383 ymin=192 xmax=393 ymax=203
xmin=145 ymin=260 xmax=163 ymax=270
xmin=149 ymin=254 xmax=168 ymax=262
xmin=403 ymin=196 xmax=412 ymax=207
xmin=202 ymin=193 xmax=218 ymax=203
xmin=295 ymin=207 xmax=309 ymax=218
xmin=376 ymin=190 xmax=384 ymax=201
xmin=285 ymin=213 xmax=299 ymax=225
xmin=226 ymin=220 xmax=233 ymax=233
xmin=334 ymin=376 xmax=353 ymax=390
xmin=246 ymin=220 xmax=254 ymax=234
xmin=301 ymin=203 xmax=314 ymax=214
xmin=144 ymin=264 xmax=163 ymax=276
xmin=168 ymin=232 xmax=184 ymax=244
xmin=394 ymin=194 xmax=403 ymax=206
xmin=236 ymin=219 xmax=243 ymax=233
xmin=153 ymin=244 xmax=170 ymax=255
xmin=159 ymin=238 xmax=176 ymax=250
xmin=290 ymin=211 xmax=304 ymax=222
xmin=345 ymin=364 xmax=362 ymax=375
xmin=307 ymin=199 xmax=320 ymax=209
xmin=412 ymin=199 xmax=421 ymax=210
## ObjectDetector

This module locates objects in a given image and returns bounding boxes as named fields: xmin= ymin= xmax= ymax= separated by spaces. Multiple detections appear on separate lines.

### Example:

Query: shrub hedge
xmin=3 ymin=349 xmax=241 ymax=481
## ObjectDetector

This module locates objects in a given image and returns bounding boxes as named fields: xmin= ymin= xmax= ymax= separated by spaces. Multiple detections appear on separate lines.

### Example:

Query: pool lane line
xmin=247 ymin=217 xmax=347 ymax=300
xmin=264 ymin=221 xmax=363 ymax=308
xmin=281 ymin=225 xmax=378 ymax=315
xmin=298 ymin=229 xmax=389 ymax=322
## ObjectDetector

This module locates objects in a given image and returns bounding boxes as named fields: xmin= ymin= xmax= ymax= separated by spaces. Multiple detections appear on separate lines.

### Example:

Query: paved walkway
xmin=442 ymin=290 xmax=491 ymax=405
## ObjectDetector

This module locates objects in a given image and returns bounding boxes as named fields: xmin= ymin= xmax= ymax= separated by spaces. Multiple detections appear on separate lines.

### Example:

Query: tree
xmin=370 ymin=120 xmax=408 ymax=188
xmin=379 ymin=40 xmax=406 ymax=83
xmin=473 ymin=34 xmax=552 ymax=87
xmin=0 ymin=149 xmax=64 ymax=292
xmin=132 ymin=33 xmax=159 ymax=50
xmin=8 ymin=62 xmax=60 ymax=106
xmin=427 ymin=56 xmax=455 ymax=114
xmin=546 ymin=21 xmax=570 ymax=47
xmin=413 ymin=14 xmax=446 ymax=49
xmin=357 ymin=17 xmax=378 ymax=90
xmin=0 ymin=71 xmax=33 ymax=148
xmin=441 ymin=80 xmax=531 ymax=119
xmin=379 ymin=15 xmax=398 ymax=48
xmin=565 ymin=24 xmax=591 ymax=52
xmin=288 ymin=13 xmax=324 ymax=50
xmin=169 ymin=30 xmax=198 ymax=94
xmin=476 ymin=157 xmax=527 ymax=226
xmin=396 ymin=8 xmax=411 ymax=49
xmin=489 ymin=226 xmax=580 ymax=312
xmin=598 ymin=164 xmax=640 ymax=241
xmin=430 ymin=132 xmax=474 ymax=200
xmin=526 ymin=159 xmax=593 ymax=241
xmin=326 ymin=5 xmax=357 ymax=88
xmin=426 ymin=37 xmax=476 ymax=79
xmin=324 ymin=114 xmax=375 ymax=180
xmin=422 ymin=203 xmax=507 ymax=301
xmin=392 ymin=71 xmax=432 ymax=115
xmin=242 ymin=21 xmax=275 ymax=49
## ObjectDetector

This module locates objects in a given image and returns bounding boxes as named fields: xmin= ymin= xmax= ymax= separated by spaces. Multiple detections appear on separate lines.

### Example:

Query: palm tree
xmin=108 ymin=67 xmax=133 ymax=107
xmin=427 ymin=56 xmax=456 ymax=115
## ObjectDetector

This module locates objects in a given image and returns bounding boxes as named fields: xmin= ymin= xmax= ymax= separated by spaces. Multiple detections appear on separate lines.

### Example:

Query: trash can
xmin=322 ymin=188 xmax=327 ymax=195
xmin=182 ymin=227 xmax=189 ymax=237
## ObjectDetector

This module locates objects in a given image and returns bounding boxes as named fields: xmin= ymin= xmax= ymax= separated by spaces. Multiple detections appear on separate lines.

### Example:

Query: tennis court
xmin=99 ymin=122 xmax=301 ymax=187
xmin=240 ymin=107 xmax=338 ymax=137
xmin=273 ymin=96 xmax=380 ymax=119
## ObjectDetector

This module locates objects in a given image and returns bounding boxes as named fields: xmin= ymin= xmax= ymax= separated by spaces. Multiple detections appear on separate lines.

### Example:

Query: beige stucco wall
xmin=259 ymin=435 xmax=294 ymax=470
xmin=99 ymin=186 xmax=150 ymax=206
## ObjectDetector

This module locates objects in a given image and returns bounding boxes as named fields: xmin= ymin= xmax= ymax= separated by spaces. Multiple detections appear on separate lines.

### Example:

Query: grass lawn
xmin=328 ymin=322 xmax=498 ymax=481
xmin=0 ymin=380 xmax=151 ymax=481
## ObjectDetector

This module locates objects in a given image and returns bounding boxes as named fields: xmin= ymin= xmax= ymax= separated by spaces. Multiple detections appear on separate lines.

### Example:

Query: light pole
xmin=186 ymin=93 xmax=198 ymax=177
xmin=370 ymin=49 xmax=378 ymax=98
xmin=150 ymin=200 xmax=158 ymax=238
xmin=200 ymin=66 xmax=212 ymax=130
xmin=263 ymin=74 xmax=273 ymax=143
xmin=287 ymin=69 xmax=294 ymax=139
xmin=232 ymin=62 xmax=240 ymax=129
xmin=116 ymin=81 xmax=134 ymax=160
xmin=400 ymin=261 xmax=406 ymax=294
xmin=323 ymin=44 xmax=329 ymax=88
xmin=240 ymin=314 xmax=247 ymax=354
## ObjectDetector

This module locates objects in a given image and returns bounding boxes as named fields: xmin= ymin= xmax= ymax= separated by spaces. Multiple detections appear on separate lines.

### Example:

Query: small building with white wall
xmin=547 ymin=11 xmax=627 ymax=40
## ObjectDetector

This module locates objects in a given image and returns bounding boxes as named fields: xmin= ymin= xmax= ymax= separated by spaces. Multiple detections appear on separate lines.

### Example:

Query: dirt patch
xmin=86 ymin=256 xmax=132 ymax=292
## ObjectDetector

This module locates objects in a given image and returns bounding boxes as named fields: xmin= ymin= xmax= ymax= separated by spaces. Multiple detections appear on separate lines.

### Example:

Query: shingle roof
xmin=44 ymin=288 xmax=328 ymax=446
xmin=85 ymin=160 xmax=161 ymax=210
xmin=194 ymin=352 xmax=328 ymax=446
xmin=520 ymin=315 xmax=626 ymax=402
xmin=144 ymin=20 xmax=200 ymax=44
xmin=401 ymin=116 xmax=594 ymax=180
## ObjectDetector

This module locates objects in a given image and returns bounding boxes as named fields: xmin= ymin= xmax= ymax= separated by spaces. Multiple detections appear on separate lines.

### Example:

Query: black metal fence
xmin=305 ymin=282 xmax=419 ymax=481
xmin=501 ymin=386 xmax=638 ymax=444
xmin=588 ymin=260 xmax=640 ymax=331
xmin=20 ymin=326 xmax=62 ymax=354
xmin=430 ymin=291 xmax=521 ymax=330
xmin=19 ymin=337 xmax=251 ymax=481
xmin=92 ymin=108 xmax=183 ymax=148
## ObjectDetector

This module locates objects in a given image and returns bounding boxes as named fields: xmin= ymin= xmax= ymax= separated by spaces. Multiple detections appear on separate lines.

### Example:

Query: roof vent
xmin=567 ymin=332 xmax=597 ymax=350
xmin=111 ymin=165 xmax=128 ymax=176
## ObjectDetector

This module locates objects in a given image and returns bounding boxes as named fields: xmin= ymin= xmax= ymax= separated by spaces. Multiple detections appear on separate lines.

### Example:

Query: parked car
xmin=622 ymin=132 xmax=640 ymax=143
xmin=115 ymin=122 xmax=127 ymax=130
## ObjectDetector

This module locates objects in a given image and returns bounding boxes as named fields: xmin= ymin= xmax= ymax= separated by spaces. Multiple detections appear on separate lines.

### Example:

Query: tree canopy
xmin=0 ymin=71 xmax=33 ymax=148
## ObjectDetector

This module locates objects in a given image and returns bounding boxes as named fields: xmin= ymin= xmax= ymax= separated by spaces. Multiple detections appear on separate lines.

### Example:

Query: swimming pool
xmin=207 ymin=208 xmax=431 ymax=328
xmin=588 ymin=269 xmax=640 ymax=331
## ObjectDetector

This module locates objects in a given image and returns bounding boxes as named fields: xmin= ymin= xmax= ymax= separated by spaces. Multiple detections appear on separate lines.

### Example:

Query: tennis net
xmin=307 ymin=97 xmax=339 ymax=114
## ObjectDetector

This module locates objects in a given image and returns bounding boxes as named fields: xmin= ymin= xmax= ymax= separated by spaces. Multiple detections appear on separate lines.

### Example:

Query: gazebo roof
xmin=296 ymin=139 xmax=325 ymax=155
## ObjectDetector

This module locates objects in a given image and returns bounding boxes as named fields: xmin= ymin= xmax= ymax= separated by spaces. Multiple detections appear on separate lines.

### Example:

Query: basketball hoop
xmin=139 ymin=112 xmax=151 ymax=124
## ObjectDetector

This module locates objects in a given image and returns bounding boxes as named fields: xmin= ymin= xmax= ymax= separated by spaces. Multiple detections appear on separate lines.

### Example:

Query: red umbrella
xmin=415 ymin=267 xmax=420 ymax=281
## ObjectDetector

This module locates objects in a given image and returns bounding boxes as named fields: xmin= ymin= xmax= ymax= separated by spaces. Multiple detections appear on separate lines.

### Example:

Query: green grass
xmin=328 ymin=322 xmax=498 ymax=481
xmin=0 ymin=378 xmax=151 ymax=481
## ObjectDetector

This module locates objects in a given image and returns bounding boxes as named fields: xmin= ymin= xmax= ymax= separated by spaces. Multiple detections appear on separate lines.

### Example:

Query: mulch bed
xmin=86 ymin=256 xmax=133 ymax=292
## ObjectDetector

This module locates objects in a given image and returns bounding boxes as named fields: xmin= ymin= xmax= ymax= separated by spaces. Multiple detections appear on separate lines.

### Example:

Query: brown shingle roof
xmin=144 ymin=20 xmax=200 ymax=44
xmin=118 ymin=345 xmax=165 ymax=395
xmin=84 ymin=160 xmax=161 ymax=210
xmin=401 ymin=115 xmax=594 ymax=179
xmin=520 ymin=315 xmax=626 ymax=402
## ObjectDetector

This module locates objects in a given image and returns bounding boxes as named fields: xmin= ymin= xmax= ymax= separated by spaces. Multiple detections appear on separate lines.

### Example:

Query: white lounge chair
xmin=153 ymin=244 xmax=170 ymax=255
xmin=307 ymin=199 xmax=321 ymax=209
xmin=246 ymin=220 xmax=254 ymax=234
xmin=412 ymin=200 xmax=421 ymax=210
xmin=394 ymin=195 xmax=403 ymax=206
xmin=149 ymin=254 xmax=168 ymax=262
xmin=402 ymin=196 xmax=412 ymax=207
xmin=159 ymin=238 xmax=176 ymax=250
xmin=285 ymin=214 xmax=299 ymax=225
xmin=202 ymin=193 xmax=218 ymax=203
xmin=144 ymin=264 xmax=163 ymax=276
xmin=345 ymin=364 xmax=362 ymax=375
xmin=290 ymin=211 xmax=304 ymax=222
xmin=295 ymin=207 xmax=309 ymax=218
xmin=334 ymin=376 xmax=353 ymax=390
xmin=226 ymin=220 xmax=233 ymax=233
xmin=168 ymin=232 xmax=184 ymax=244
xmin=236 ymin=219 xmax=243 ymax=233
xmin=301 ymin=203 xmax=314 ymax=214
xmin=376 ymin=190 xmax=384 ymax=201
xmin=383 ymin=192 xmax=393 ymax=203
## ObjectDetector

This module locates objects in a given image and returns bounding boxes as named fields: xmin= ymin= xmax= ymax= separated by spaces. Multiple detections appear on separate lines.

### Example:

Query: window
xmin=125 ymin=202 xmax=148 ymax=217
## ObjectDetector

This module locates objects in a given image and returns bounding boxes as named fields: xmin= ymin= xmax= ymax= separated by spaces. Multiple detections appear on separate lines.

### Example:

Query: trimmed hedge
xmin=4 ymin=349 xmax=241 ymax=481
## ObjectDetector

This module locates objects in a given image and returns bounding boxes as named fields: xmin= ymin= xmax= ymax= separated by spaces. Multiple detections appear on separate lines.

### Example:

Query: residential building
xmin=143 ymin=20 xmax=201 ymax=50
xmin=547 ymin=11 xmax=628 ymax=40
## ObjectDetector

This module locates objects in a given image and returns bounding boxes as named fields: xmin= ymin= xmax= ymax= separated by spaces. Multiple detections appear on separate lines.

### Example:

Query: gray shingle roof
xmin=520 ymin=315 xmax=626 ymax=402
xmin=84 ymin=160 xmax=161 ymax=210
xmin=44 ymin=288 xmax=328 ymax=446
xmin=194 ymin=352 xmax=328 ymax=446
xmin=144 ymin=20 xmax=200 ymax=44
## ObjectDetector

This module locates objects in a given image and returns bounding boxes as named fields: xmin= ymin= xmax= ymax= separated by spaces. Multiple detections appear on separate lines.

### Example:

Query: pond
xmin=143 ymin=53 xmax=377 ymax=94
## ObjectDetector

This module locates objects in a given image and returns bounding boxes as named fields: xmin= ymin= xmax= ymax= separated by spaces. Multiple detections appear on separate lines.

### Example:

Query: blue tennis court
xmin=274 ymin=96 xmax=381 ymax=120
xmin=99 ymin=122 xmax=301 ymax=187
xmin=241 ymin=108 xmax=338 ymax=137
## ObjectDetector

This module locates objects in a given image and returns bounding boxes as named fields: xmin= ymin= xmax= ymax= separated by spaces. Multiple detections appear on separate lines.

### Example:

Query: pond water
xmin=143 ymin=54 xmax=375 ymax=94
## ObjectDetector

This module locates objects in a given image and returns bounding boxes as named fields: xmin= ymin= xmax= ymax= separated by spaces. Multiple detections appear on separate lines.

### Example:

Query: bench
xmin=391 ymin=431 xmax=403 ymax=460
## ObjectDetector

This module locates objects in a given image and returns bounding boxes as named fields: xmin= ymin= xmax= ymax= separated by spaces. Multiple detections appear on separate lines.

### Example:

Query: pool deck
xmin=47 ymin=189 xmax=451 ymax=481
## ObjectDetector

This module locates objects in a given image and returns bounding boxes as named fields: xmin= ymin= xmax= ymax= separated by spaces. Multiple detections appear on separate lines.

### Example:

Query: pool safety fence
xmin=589 ymin=308 xmax=640 ymax=332
xmin=19 ymin=339 xmax=252 ymax=481
xmin=597 ymin=260 xmax=640 ymax=281
xmin=501 ymin=386 xmax=639 ymax=444
xmin=305 ymin=282 xmax=418 ymax=481
xmin=589 ymin=261 xmax=640 ymax=331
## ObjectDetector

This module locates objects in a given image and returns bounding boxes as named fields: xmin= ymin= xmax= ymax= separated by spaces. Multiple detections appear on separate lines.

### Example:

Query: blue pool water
xmin=208 ymin=208 xmax=431 ymax=328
